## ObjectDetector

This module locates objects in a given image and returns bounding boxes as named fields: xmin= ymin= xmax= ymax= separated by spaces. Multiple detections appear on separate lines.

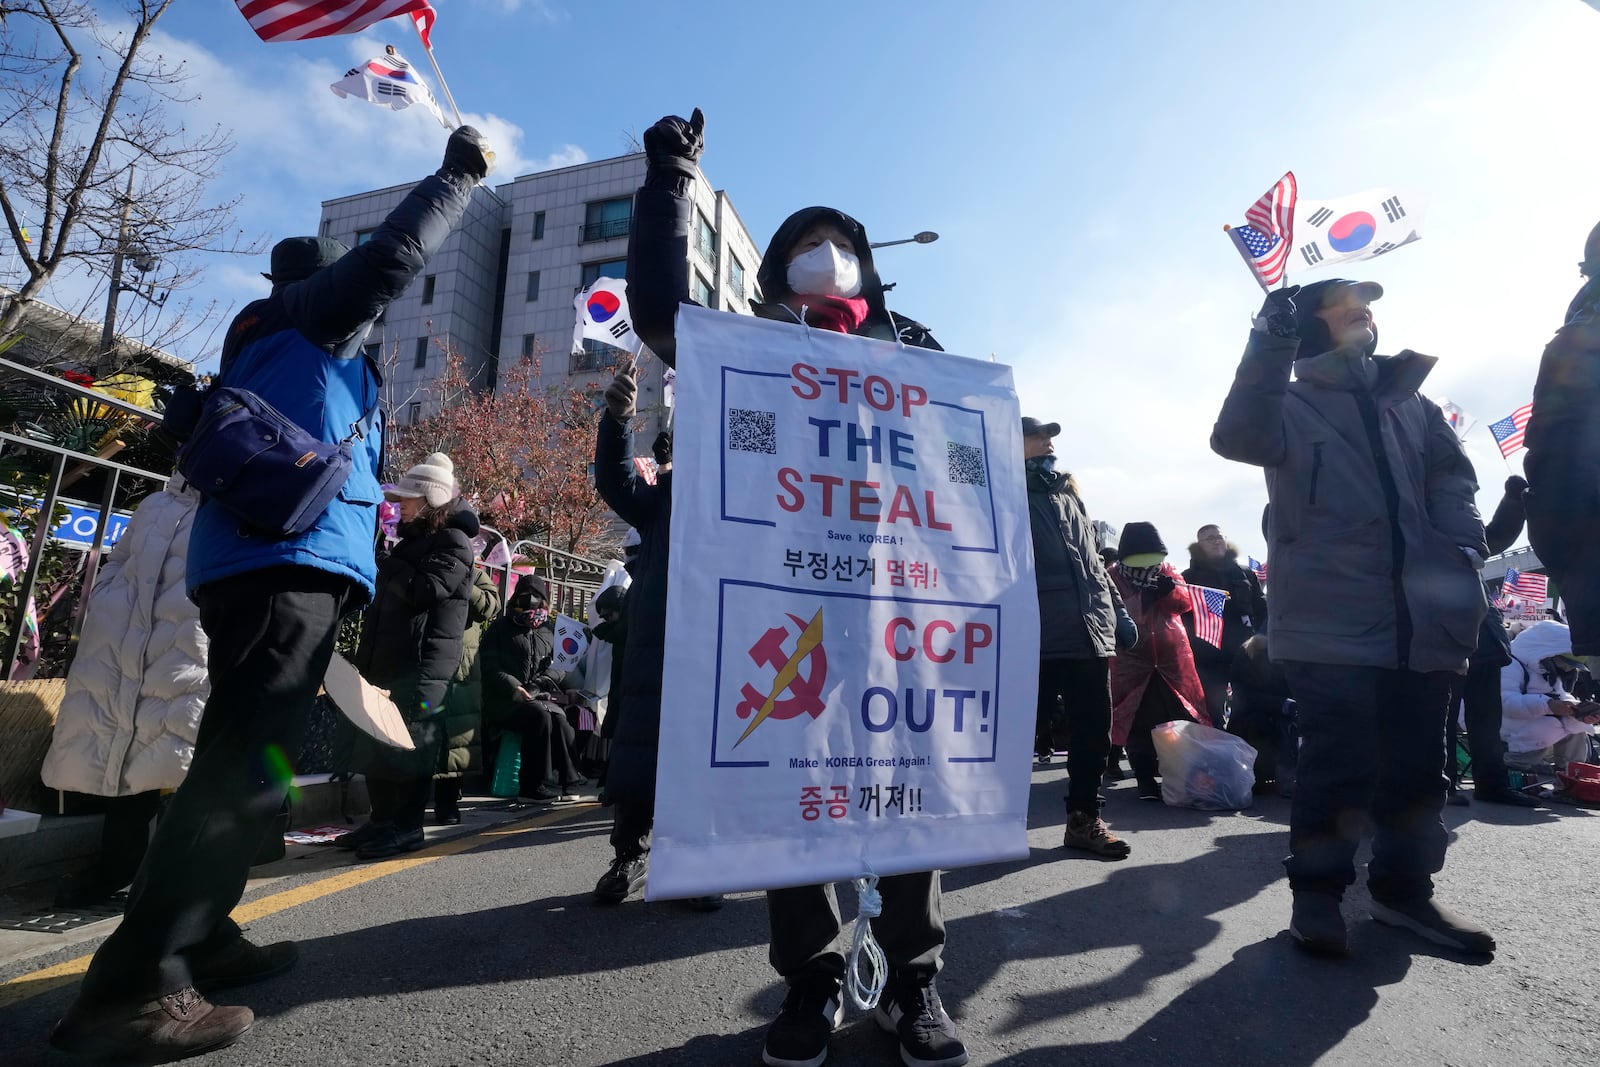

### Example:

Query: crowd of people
xmin=26 ymin=114 xmax=1600 ymax=1067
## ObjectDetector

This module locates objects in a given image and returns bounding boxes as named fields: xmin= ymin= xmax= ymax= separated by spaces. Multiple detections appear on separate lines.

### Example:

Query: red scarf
xmin=787 ymin=295 xmax=869 ymax=334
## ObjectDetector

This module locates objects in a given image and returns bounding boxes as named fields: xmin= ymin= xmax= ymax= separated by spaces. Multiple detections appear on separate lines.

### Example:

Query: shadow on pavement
xmin=981 ymin=930 xmax=1424 ymax=1066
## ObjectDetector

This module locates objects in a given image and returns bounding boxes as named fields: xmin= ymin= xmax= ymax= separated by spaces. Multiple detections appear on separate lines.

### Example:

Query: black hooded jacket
xmin=627 ymin=191 xmax=941 ymax=366
xmin=354 ymin=505 xmax=477 ymax=718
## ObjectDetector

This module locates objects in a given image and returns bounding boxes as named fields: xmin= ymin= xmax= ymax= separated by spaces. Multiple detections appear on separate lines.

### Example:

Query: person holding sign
xmin=1021 ymin=416 xmax=1138 ymax=858
xmin=625 ymin=108 xmax=966 ymax=1067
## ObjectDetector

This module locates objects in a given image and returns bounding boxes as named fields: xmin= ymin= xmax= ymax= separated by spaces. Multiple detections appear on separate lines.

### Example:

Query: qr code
xmin=728 ymin=408 xmax=777 ymax=453
xmin=947 ymin=442 xmax=986 ymax=486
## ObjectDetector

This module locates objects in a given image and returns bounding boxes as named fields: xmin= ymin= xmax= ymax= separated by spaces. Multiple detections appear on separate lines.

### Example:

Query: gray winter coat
xmin=1211 ymin=331 xmax=1487 ymax=673
xmin=1026 ymin=468 xmax=1124 ymax=658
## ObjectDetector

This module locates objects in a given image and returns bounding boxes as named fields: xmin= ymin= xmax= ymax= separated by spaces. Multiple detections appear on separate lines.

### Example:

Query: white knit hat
xmin=386 ymin=452 xmax=456 ymax=509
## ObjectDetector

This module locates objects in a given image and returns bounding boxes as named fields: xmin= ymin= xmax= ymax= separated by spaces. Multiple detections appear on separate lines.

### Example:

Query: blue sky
xmin=17 ymin=0 xmax=1600 ymax=562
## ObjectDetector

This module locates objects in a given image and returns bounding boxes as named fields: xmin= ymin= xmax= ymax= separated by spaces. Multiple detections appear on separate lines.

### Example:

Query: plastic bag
xmin=1151 ymin=720 xmax=1257 ymax=810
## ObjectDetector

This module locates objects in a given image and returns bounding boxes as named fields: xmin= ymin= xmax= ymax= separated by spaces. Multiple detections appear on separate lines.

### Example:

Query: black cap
xmin=262 ymin=236 xmax=349 ymax=284
xmin=1021 ymin=416 xmax=1061 ymax=438
xmin=595 ymin=585 xmax=627 ymax=616
xmin=1292 ymin=279 xmax=1383 ymax=356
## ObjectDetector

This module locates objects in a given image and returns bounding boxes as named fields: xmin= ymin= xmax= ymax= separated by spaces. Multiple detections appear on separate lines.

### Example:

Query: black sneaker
xmin=1136 ymin=777 xmax=1162 ymax=801
xmin=1288 ymin=891 xmax=1348 ymax=956
xmin=593 ymin=852 xmax=650 ymax=905
xmin=521 ymin=786 xmax=562 ymax=804
xmin=763 ymin=980 xmax=841 ymax=1067
xmin=875 ymin=978 xmax=968 ymax=1067
xmin=1473 ymin=785 xmax=1541 ymax=808
xmin=355 ymin=826 xmax=425 ymax=861
xmin=1370 ymin=896 xmax=1496 ymax=955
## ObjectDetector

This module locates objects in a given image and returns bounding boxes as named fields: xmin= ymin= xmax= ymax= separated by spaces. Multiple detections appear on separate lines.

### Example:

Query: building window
xmin=522 ymin=333 xmax=538 ymax=360
xmin=572 ymin=339 xmax=621 ymax=373
xmin=692 ymin=271 xmax=712 ymax=307
xmin=407 ymin=402 xmax=421 ymax=426
xmin=362 ymin=342 xmax=380 ymax=362
xmin=414 ymin=337 xmax=429 ymax=369
xmin=525 ymin=271 xmax=541 ymax=302
xmin=355 ymin=228 xmax=375 ymax=246
xmin=532 ymin=211 xmax=546 ymax=240
xmin=420 ymin=274 xmax=435 ymax=304
xmin=728 ymin=255 xmax=745 ymax=298
xmin=695 ymin=213 xmax=716 ymax=264
xmin=581 ymin=259 xmax=628 ymax=288
xmin=583 ymin=197 xmax=632 ymax=242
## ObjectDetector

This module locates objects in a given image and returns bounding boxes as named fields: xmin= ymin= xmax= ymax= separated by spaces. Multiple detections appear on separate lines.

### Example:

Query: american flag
xmin=1248 ymin=556 xmax=1268 ymax=582
xmin=1503 ymin=568 xmax=1548 ymax=603
xmin=1183 ymin=582 xmax=1228 ymax=649
xmin=235 ymin=0 xmax=435 ymax=43
xmin=1488 ymin=401 xmax=1534 ymax=457
xmin=1232 ymin=172 xmax=1298 ymax=286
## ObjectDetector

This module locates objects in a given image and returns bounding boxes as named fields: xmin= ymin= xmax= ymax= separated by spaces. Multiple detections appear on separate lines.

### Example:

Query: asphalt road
xmin=1 ymin=769 xmax=1597 ymax=1067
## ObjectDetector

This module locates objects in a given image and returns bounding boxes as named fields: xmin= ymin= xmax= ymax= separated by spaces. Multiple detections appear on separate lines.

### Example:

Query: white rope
xmin=844 ymin=873 xmax=888 ymax=1010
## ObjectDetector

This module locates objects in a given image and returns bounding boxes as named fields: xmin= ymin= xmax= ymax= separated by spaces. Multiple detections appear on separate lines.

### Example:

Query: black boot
xmin=432 ymin=778 xmax=462 ymax=825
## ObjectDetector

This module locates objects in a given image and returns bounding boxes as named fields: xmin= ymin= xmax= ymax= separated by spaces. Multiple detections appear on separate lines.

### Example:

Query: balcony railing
xmin=581 ymin=216 xmax=632 ymax=242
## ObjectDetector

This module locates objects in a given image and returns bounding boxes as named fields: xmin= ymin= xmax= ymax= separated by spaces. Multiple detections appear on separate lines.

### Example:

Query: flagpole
xmin=412 ymin=19 xmax=465 ymax=128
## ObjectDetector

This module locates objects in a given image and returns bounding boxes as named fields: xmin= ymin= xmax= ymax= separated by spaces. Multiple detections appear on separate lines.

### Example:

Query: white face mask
xmin=786 ymin=241 xmax=862 ymax=299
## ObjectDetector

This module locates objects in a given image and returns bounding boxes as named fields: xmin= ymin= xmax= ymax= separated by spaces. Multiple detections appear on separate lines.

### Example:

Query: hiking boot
xmin=1062 ymin=811 xmax=1131 ymax=860
xmin=189 ymin=935 xmax=298 ymax=992
xmin=1473 ymin=785 xmax=1540 ymax=808
xmin=875 ymin=977 xmax=969 ymax=1067
xmin=51 ymin=987 xmax=253 ymax=1063
xmin=356 ymin=826 xmax=425 ymax=861
xmin=1289 ymin=891 xmax=1348 ymax=956
xmin=593 ymin=852 xmax=650 ymax=905
xmin=334 ymin=820 xmax=384 ymax=851
xmin=1370 ymin=896 xmax=1496 ymax=955
xmin=763 ymin=979 xmax=842 ymax=1067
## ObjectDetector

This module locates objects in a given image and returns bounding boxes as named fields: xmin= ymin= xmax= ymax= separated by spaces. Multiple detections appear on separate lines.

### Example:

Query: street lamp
xmin=868 ymin=230 xmax=939 ymax=250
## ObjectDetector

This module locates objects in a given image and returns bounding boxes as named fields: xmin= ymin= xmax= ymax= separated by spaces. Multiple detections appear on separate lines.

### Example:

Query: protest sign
xmin=649 ymin=306 xmax=1039 ymax=900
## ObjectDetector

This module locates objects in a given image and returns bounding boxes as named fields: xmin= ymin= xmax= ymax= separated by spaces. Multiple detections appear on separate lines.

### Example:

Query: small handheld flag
xmin=1488 ymin=402 xmax=1534 ymax=458
xmin=1503 ymin=568 xmax=1548 ymax=604
xmin=1182 ymin=582 xmax=1228 ymax=649
xmin=573 ymin=277 xmax=644 ymax=356
xmin=1227 ymin=172 xmax=1297 ymax=290
xmin=550 ymin=614 xmax=591 ymax=672
xmin=1291 ymin=187 xmax=1424 ymax=274
xmin=1435 ymin=398 xmax=1475 ymax=440
xmin=236 ymin=0 xmax=435 ymax=42
xmin=1248 ymin=557 xmax=1268 ymax=583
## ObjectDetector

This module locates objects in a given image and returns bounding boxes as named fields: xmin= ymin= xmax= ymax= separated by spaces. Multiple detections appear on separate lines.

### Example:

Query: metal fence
xmin=0 ymin=356 xmax=169 ymax=679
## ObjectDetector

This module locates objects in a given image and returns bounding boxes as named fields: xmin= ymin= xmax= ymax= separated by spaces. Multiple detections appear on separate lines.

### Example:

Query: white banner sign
xmin=650 ymin=305 xmax=1039 ymax=900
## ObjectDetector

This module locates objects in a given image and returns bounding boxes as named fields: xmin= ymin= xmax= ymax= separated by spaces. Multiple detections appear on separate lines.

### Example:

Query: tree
xmin=0 ymin=1 xmax=256 ymax=368
xmin=390 ymin=341 xmax=626 ymax=557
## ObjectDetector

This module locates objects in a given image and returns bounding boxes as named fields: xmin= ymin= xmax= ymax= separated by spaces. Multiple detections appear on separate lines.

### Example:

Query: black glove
xmin=604 ymin=366 xmax=637 ymax=420
xmin=441 ymin=125 xmax=495 ymax=181
xmin=1115 ymin=613 xmax=1139 ymax=651
xmin=1504 ymin=475 xmax=1529 ymax=496
xmin=1252 ymin=284 xmax=1301 ymax=339
xmin=643 ymin=108 xmax=705 ymax=183
xmin=1153 ymin=573 xmax=1177 ymax=596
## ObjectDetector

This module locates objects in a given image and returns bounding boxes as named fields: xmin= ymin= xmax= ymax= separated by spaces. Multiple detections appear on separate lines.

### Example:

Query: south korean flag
xmin=572 ymin=276 xmax=645 ymax=357
xmin=1291 ymin=189 xmax=1426 ymax=276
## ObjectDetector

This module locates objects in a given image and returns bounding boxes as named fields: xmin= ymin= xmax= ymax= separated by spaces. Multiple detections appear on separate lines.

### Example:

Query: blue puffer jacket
xmin=187 ymin=171 xmax=474 ymax=600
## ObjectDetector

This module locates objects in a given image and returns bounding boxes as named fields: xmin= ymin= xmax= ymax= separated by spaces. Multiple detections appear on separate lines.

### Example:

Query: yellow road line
xmin=0 ymin=804 xmax=592 ymax=1010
